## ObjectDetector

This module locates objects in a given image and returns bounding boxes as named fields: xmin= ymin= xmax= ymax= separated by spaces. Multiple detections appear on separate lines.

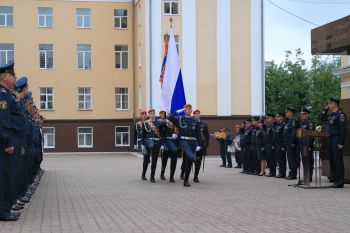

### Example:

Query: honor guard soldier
xmin=298 ymin=107 xmax=315 ymax=182
xmin=256 ymin=118 xmax=267 ymax=176
xmin=159 ymin=110 xmax=179 ymax=182
xmin=168 ymin=104 xmax=202 ymax=187
xmin=217 ymin=128 xmax=227 ymax=167
xmin=251 ymin=116 xmax=260 ymax=175
xmin=264 ymin=114 xmax=276 ymax=177
xmin=273 ymin=112 xmax=286 ymax=178
xmin=320 ymin=97 xmax=348 ymax=188
xmin=134 ymin=110 xmax=147 ymax=151
xmin=283 ymin=107 xmax=298 ymax=180
xmin=0 ymin=62 xmax=26 ymax=221
xmin=141 ymin=109 xmax=165 ymax=183
xmin=240 ymin=119 xmax=253 ymax=174
xmin=192 ymin=109 xmax=210 ymax=182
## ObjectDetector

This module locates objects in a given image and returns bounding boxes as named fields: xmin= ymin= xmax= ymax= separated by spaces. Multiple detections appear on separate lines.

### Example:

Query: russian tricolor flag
xmin=159 ymin=29 xmax=186 ymax=113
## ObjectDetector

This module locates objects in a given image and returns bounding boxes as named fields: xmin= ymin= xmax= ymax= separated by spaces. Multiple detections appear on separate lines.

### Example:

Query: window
xmin=39 ymin=44 xmax=53 ymax=69
xmin=77 ymin=44 xmax=91 ymax=69
xmin=114 ymin=45 xmax=128 ymax=69
xmin=138 ymin=44 xmax=141 ymax=67
xmin=78 ymin=127 xmax=93 ymax=148
xmin=40 ymin=87 xmax=54 ymax=110
xmin=38 ymin=7 xmax=52 ymax=27
xmin=163 ymin=0 xmax=179 ymax=15
xmin=114 ymin=9 xmax=127 ymax=29
xmin=43 ymin=127 xmax=55 ymax=148
xmin=115 ymin=126 xmax=130 ymax=146
xmin=78 ymin=88 xmax=92 ymax=110
xmin=137 ymin=5 xmax=141 ymax=26
xmin=0 ymin=43 xmax=14 ymax=65
xmin=0 ymin=6 xmax=13 ymax=27
xmin=174 ymin=35 xmax=180 ymax=55
xmin=76 ymin=8 xmax=90 ymax=28
xmin=115 ymin=87 xmax=128 ymax=110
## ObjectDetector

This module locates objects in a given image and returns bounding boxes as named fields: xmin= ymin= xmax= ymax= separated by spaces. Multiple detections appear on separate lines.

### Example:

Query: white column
xmin=216 ymin=0 xmax=232 ymax=116
xmin=145 ymin=0 xmax=150 ymax=109
xmin=250 ymin=0 xmax=264 ymax=115
xmin=182 ymin=0 xmax=197 ymax=108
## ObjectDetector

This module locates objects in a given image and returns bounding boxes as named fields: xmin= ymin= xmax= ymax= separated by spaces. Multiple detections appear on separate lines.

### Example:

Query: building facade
xmin=0 ymin=0 xmax=264 ymax=154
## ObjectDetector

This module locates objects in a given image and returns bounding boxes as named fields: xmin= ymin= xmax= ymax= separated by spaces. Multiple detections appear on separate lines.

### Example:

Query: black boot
xmin=180 ymin=172 xmax=184 ymax=180
xmin=169 ymin=177 xmax=175 ymax=183
xmin=184 ymin=180 xmax=190 ymax=187
xmin=150 ymin=176 xmax=156 ymax=183
xmin=160 ymin=171 xmax=166 ymax=180
xmin=193 ymin=176 xmax=199 ymax=183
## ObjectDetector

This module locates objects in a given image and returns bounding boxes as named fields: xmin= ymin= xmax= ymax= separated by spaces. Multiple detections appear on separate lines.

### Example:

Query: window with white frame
xmin=78 ymin=88 xmax=92 ymax=110
xmin=38 ymin=7 xmax=52 ymax=27
xmin=0 ymin=6 xmax=13 ymax=27
xmin=43 ymin=127 xmax=55 ymax=148
xmin=114 ymin=45 xmax=128 ymax=69
xmin=78 ymin=127 xmax=93 ymax=148
xmin=163 ymin=0 xmax=179 ymax=15
xmin=115 ymin=126 xmax=130 ymax=146
xmin=137 ymin=5 xmax=141 ymax=26
xmin=77 ymin=44 xmax=91 ymax=69
xmin=76 ymin=8 xmax=91 ymax=28
xmin=39 ymin=44 xmax=53 ymax=69
xmin=115 ymin=87 xmax=128 ymax=110
xmin=138 ymin=44 xmax=141 ymax=67
xmin=174 ymin=35 xmax=180 ymax=55
xmin=40 ymin=87 xmax=54 ymax=110
xmin=0 ymin=43 xmax=14 ymax=65
xmin=114 ymin=9 xmax=127 ymax=29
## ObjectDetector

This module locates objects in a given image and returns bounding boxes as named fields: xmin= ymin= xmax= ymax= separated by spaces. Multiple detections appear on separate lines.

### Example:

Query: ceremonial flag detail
xmin=159 ymin=29 xmax=186 ymax=113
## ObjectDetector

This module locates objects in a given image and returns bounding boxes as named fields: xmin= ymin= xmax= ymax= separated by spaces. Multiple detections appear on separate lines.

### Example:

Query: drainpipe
xmin=132 ymin=0 xmax=136 ymax=124
xmin=149 ymin=0 xmax=153 ymax=107
xmin=261 ymin=0 xmax=265 ymax=115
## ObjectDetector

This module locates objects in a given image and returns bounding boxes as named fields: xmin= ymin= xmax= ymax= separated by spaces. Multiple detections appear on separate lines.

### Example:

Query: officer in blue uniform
xmin=218 ymin=128 xmax=226 ymax=167
xmin=192 ymin=109 xmax=209 ymax=182
xmin=274 ymin=112 xmax=286 ymax=178
xmin=141 ymin=109 xmax=165 ymax=183
xmin=283 ymin=107 xmax=298 ymax=180
xmin=298 ymin=107 xmax=315 ymax=182
xmin=0 ymin=62 xmax=26 ymax=221
xmin=264 ymin=114 xmax=276 ymax=177
xmin=320 ymin=97 xmax=348 ymax=188
xmin=168 ymin=104 xmax=202 ymax=187
xmin=240 ymin=119 xmax=253 ymax=174
xmin=159 ymin=110 xmax=179 ymax=182
xmin=256 ymin=118 xmax=266 ymax=176
xmin=224 ymin=129 xmax=233 ymax=168
xmin=134 ymin=110 xmax=147 ymax=152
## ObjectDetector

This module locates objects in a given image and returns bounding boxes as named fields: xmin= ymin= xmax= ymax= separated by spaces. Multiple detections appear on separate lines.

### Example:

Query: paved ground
xmin=0 ymin=153 xmax=350 ymax=233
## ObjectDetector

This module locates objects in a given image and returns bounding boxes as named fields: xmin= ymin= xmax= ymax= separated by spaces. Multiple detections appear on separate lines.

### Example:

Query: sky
xmin=264 ymin=0 xmax=350 ymax=67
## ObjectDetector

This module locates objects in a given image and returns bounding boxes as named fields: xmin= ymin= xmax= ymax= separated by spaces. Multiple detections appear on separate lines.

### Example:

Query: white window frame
xmin=114 ymin=9 xmax=128 ymax=29
xmin=115 ymin=87 xmax=129 ymax=110
xmin=163 ymin=0 xmax=179 ymax=16
xmin=77 ymin=127 xmax=93 ymax=148
xmin=38 ymin=7 xmax=53 ymax=28
xmin=0 ymin=6 xmax=13 ymax=27
xmin=39 ymin=44 xmax=53 ymax=69
xmin=78 ymin=87 xmax=92 ymax=110
xmin=115 ymin=126 xmax=130 ymax=147
xmin=77 ymin=44 xmax=91 ymax=70
xmin=40 ymin=87 xmax=54 ymax=110
xmin=114 ymin=45 xmax=128 ymax=69
xmin=43 ymin=127 xmax=55 ymax=149
xmin=76 ymin=8 xmax=91 ymax=29
xmin=0 ymin=44 xmax=14 ymax=65
xmin=174 ymin=35 xmax=180 ymax=56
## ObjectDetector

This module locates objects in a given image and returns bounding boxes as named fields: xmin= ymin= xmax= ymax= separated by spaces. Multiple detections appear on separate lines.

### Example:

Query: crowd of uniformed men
xmin=135 ymin=98 xmax=347 ymax=189
xmin=0 ymin=62 xmax=45 ymax=221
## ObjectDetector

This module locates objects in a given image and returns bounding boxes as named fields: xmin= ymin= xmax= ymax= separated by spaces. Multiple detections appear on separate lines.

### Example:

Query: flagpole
xmin=170 ymin=17 xmax=173 ymax=28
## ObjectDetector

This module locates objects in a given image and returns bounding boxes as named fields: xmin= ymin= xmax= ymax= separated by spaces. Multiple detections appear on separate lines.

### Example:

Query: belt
xmin=148 ymin=137 xmax=160 ymax=141
xmin=180 ymin=136 xmax=196 ymax=140
xmin=166 ymin=137 xmax=177 ymax=140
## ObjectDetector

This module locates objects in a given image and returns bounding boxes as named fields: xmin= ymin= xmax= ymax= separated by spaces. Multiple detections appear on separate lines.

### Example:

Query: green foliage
xmin=265 ymin=49 xmax=341 ymax=121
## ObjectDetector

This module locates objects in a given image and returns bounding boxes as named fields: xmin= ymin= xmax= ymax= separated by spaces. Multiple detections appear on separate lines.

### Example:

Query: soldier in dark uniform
xmin=298 ymin=107 xmax=315 ymax=182
xmin=274 ymin=112 xmax=286 ymax=178
xmin=320 ymin=97 xmax=347 ymax=188
xmin=134 ymin=110 xmax=147 ymax=152
xmin=256 ymin=118 xmax=267 ymax=176
xmin=159 ymin=110 xmax=179 ymax=182
xmin=283 ymin=107 xmax=298 ymax=180
xmin=251 ymin=116 xmax=260 ymax=175
xmin=168 ymin=104 xmax=202 ymax=187
xmin=217 ymin=128 xmax=226 ymax=167
xmin=192 ymin=109 xmax=209 ymax=182
xmin=0 ymin=62 xmax=26 ymax=221
xmin=264 ymin=114 xmax=276 ymax=177
xmin=141 ymin=109 xmax=165 ymax=183
xmin=240 ymin=119 xmax=253 ymax=174
xmin=224 ymin=129 xmax=233 ymax=168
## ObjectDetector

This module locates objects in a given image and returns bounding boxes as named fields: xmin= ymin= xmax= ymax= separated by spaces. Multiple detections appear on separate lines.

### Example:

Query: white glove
xmin=160 ymin=146 xmax=164 ymax=150
xmin=196 ymin=146 xmax=201 ymax=152
xmin=141 ymin=145 xmax=147 ymax=154
xmin=176 ymin=108 xmax=185 ymax=114
xmin=133 ymin=145 xmax=137 ymax=150
xmin=172 ymin=133 xmax=178 ymax=139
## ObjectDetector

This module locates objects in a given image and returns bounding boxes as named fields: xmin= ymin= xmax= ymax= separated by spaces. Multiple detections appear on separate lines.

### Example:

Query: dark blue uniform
xmin=273 ymin=121 xmax=286 ymax=178
xmin=320 ymin=108 xmax=347 ymax=187
xmin=252 ymin=126 xmax=259 ymax=174
xmin=298 ymin=119 xmax=315 ymax=181
xmin=194 ymin=120 xmax=209 ymax=180
xmin=283 ymin=118 xmax=298 ymax=178
xmin=265 ymin=123 xmax=276 ymax=176
xmin=0 ymin=85 xmax=26 ymax=216
xmin=224 ymin=131 xmax=233 ymax=167
xmin=240 ymin=127 xmax=253 ymax=173
xmin=218 ymin=137 xmax=226 ymax=166
xmin=255 ymin=127 xmax=266 ymax=162
xmin=134 ymin=121 xmax=144 ymax=151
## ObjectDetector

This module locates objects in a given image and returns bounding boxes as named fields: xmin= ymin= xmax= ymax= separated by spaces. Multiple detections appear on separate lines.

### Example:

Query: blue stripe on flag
xmin=170 ymin=70 xmax=186 ymax=114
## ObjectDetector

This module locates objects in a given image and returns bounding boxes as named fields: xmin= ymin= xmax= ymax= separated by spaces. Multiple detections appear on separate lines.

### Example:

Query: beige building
xmin=336 ymin=56 xmax=350 ymax=99
xmin=0 ymin=0 xmax=264 ymax=153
